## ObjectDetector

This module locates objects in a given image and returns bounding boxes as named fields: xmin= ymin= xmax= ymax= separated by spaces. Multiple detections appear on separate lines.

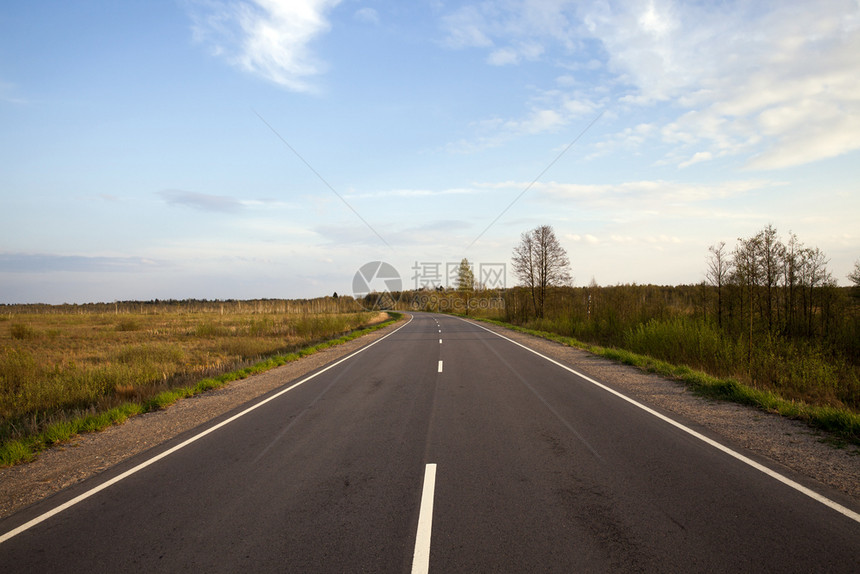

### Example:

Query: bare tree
xmin=756 ymin=224 xmax=784 ymax=331
xmin=849 ymin=258 xmax=860 ymax=288
xmin=798 ymin=246 xmax=833 ymax=335
xmin=512 ymin=225 xmax=571 ymax=318
xmin=782 ymin=233 xmax=802 ymax=332
xmin=706 ymin=241 xmax=732 ymax=328
xmin=732 ymin=234 xmax=761 ymax=366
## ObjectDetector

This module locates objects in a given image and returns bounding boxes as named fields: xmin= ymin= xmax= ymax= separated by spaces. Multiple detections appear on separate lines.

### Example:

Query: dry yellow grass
xmin=0 ymin=299 xmax=378 ymax=444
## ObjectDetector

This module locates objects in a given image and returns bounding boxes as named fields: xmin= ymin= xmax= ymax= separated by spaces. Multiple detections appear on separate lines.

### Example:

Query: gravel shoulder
xmin=1 ymin=314 xmax=857 ymax=521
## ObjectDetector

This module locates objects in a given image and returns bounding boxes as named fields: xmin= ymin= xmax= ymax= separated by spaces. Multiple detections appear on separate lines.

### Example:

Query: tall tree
xmin=456 ymin=258 xmax=475 ymax=292
xmin=456 ymin=258 xmax=475 ymax=314
xmin=512 ymin=225 xmax=571 ymax=318
xmin=756 ymin=224 xmax=784 ymax=331
xmin=732 ymin=234 xmax=761 ymax=366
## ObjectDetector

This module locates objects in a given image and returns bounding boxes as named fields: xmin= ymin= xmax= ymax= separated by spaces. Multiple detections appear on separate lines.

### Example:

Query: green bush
xmin=623 ymin=317 xmax=739 ymax=377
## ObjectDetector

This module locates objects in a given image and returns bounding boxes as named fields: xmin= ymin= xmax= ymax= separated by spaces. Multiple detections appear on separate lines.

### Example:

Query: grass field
xmin=0 ymin=301 xmax=392 ymax=465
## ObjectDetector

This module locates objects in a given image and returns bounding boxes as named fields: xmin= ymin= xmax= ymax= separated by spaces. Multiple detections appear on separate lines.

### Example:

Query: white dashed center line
xmin=411 ymin=463 xmax=437 ymax=574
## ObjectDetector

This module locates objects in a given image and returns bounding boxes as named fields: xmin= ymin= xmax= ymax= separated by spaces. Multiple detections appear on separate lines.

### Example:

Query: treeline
xmin=0 ymin=296 xmax=365 ymax=316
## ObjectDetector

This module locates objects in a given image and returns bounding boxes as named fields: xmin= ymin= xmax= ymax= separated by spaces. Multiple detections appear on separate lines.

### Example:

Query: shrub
xmin=9 ymin=323 xmax=37 ymax=340
xmin=116 ymin=319 xmax=141 ymax=331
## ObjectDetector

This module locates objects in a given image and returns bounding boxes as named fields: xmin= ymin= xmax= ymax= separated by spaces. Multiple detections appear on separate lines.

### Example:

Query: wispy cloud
xmin=0 ymin=253 xmax=165 ymax=273
xmin=566 ymin=233 xmax=600 ymax=244
xmin=158 ymin=189 xmax=245 ymax=213
xmin=188 ymin=0 xmax=341 ymax=92
xmin=0 ymin=80 xmax=28 ymax=105
xmin=354 ymin=7 xmax=379 ymax=25
xmin=446 ymin=88 xmax=602 ymax=153
xmin=315 ymin=219 xmax=472 ymax=247
xmin=477 ymin=177 xmax=779 ymax=225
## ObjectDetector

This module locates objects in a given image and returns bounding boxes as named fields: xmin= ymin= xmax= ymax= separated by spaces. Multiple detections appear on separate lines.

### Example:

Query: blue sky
xmin=1 ymin=0 xmax=858 ymax=304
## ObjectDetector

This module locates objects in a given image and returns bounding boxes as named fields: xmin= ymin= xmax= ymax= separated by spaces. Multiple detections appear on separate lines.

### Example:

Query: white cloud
xmin=590 ymin=0 xmax=860 ymax=168
xmin=567 ymin=233 xmax=600 ymax=244
xmin=440 ymin=0 xmax=860 ymax=169
xmin=587 ymin=122 xmax=656 ymax=159
xmin=678 ymin=151 xmax=712 ymax=169
xmin=189 ymin=0 xmax=341 ymax=92
xmin=487 ymin=41 xmax=544 ymax=66
xmin=441 ymin=4 xmax=494 ymax=49
xmin=488 ymin=47 xmax=519 ymax=66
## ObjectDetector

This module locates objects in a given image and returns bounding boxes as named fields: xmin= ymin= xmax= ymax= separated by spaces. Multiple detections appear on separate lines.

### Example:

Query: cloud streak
xmin=0 ymin=253 xmax=165 ymax=273
xmin=530 ymin=178 xmax=776 ymax=203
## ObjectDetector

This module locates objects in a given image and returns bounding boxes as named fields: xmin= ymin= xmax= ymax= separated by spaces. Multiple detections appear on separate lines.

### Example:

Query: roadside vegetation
xmin=0 ymin=297 xmax=396 ymax=466
xmin=394 ymin=225 xmax=860 ymax=444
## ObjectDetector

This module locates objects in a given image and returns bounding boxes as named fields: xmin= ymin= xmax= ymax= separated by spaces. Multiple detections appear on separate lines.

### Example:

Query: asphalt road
xmin=1 ymin=312 xmax=858 ymax=572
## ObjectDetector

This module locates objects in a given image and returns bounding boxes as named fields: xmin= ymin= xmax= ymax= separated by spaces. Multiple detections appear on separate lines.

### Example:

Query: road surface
xmin=1 ymin=312 xmax=858 ymax=572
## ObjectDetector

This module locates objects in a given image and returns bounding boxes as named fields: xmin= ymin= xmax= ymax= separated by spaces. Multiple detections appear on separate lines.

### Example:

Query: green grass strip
xmin=0 ymin=313 xmax=402 ymax=467
xmin=474 ymin=317 xmax=860 ymax=446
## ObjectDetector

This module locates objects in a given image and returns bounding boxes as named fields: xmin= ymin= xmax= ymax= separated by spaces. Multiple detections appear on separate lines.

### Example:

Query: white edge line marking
xmin=460 ymin=317 xmax=860 ymax=524
xmin=437 ymin=360 xmax=443 ymax=373
xmin=0 ymin=315 xmax=415 ymax=545
xmin=411 ymin=463 xmax=437 ymax=574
